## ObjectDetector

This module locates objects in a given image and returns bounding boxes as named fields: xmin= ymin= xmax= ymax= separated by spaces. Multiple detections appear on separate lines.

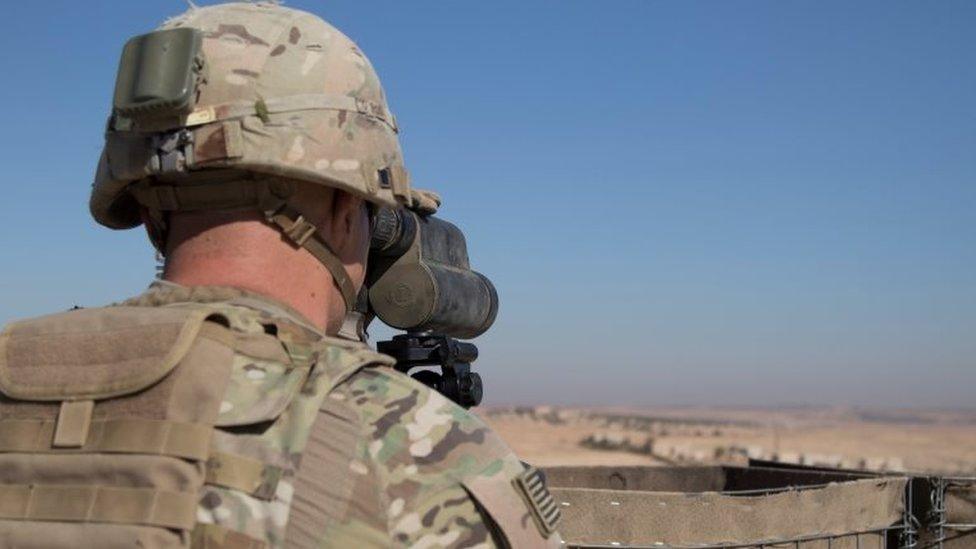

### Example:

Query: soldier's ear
xmin=139 ymin=207 xmax=168 ymax=253
xmin=328 ymin=191 xmax=370 ymax=255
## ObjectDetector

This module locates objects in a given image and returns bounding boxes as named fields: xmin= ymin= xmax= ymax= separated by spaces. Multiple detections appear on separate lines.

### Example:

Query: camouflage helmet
xmin=90 ymin=2 xmax=413 ymax=311
xmin=91 ymin=1 xmax=411 ymax=229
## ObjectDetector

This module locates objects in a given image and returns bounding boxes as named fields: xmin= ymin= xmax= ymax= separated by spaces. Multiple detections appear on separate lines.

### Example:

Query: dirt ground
xmin=477 ymin=406 xmax=976 ymax=474
xmin=479 ymin=413 xmax=668 ymax=466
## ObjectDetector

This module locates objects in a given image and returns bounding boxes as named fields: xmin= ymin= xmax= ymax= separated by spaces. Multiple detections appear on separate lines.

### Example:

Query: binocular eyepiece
xmin=367 ymin=208 xmax=498 ymax=340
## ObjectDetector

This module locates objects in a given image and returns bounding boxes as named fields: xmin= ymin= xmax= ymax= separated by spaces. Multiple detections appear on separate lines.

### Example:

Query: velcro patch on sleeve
xmin=513 ymin=466 xmax=561 ymax=537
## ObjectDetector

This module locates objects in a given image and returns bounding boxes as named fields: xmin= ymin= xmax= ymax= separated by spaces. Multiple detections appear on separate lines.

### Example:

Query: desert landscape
xmin=479 ymin=406 xmax=976 ymax=474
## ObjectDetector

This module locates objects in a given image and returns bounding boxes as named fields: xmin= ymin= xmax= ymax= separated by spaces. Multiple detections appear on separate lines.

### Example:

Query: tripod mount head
xmin=376 ymin=332 xmax=483 ymax=409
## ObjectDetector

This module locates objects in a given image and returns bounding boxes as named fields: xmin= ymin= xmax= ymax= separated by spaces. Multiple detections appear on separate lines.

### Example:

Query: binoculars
xmin=367 ymin=207 xmax=498 ymax=339
xmin=366 ymin=207 xmax=498 ymax=408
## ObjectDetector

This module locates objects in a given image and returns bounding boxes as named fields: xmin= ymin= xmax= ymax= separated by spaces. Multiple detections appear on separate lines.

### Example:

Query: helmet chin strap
xmin=261 ymin=200 xmax=358 ymax=313
xmin=132 ymin=177 xmax=358 ymax=313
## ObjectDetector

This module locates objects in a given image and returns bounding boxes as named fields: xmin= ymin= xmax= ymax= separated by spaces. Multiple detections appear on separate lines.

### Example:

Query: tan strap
xmin=0 ymin=418 xmax=212 ymax=460
xmin=389 ymin=163 xmax=411 ymax=204
xmin=192 ymin=522 xmax=268 ymax=549
xmin=0 ymin=484 xmax=197 ymax=530
xmin=129 ymin=178 xmax=357 ymax=313
xmin=52 ymin=400 xmax=94 ymax=448
xmin=0 ymin=305 xmax=213 ymax=402
xmin=263 ymin=203 xmax=357 ymax=313
xmin=130 ymin=179 xmax=269 ymax=214
xmin=179 ymin=93 xmax=398 ymax=133
xmin=206 ymin=451 xmax=283 ymax=501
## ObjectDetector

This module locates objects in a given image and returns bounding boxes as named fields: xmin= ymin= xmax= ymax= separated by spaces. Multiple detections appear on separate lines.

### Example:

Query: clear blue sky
xmin=0 ymin=1 xmax=973 ymax=408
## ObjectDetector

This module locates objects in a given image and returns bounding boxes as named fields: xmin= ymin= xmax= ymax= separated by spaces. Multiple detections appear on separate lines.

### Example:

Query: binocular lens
xmin=370 ymin=207 xmax=415 ymax=257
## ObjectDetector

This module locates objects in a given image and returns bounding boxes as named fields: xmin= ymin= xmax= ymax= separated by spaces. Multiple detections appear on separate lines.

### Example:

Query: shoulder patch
xmin=514 ymin=466 xmax=561 ymax=537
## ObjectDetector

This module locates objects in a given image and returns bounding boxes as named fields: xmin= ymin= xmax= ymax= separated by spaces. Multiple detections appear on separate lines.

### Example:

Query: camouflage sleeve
xmin=328 ymin=367 xmax=560 ymax=548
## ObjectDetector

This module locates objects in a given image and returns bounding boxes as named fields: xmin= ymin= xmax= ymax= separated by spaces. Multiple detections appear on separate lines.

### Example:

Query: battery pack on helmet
xmin=113 ymin=28 xmax=204 ymax=119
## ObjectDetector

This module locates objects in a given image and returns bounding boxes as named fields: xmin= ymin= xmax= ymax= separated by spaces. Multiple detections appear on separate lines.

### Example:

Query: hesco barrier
xmin=922 ymin=475 xmax=976 ymax=548
xmin=542 ymin=464 xmax=976 ymax=549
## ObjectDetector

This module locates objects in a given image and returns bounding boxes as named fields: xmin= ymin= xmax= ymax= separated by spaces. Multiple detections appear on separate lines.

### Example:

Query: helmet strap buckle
xmin=150 ymin=129 xmax=195 ymax=175
xmin=281 ymin=214 xmax=318 ymax=247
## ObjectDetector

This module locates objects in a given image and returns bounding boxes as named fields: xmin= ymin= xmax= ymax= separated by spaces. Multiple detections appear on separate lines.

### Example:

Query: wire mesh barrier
xmin=540 ymin=465 xmax=976 ymax=549
xmin=918 ymin=476 xmax=976 ymax=548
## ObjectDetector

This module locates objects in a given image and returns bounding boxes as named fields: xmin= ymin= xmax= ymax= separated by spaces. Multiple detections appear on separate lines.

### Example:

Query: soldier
xmin=0 ymin=2 xmax=561 ymax=548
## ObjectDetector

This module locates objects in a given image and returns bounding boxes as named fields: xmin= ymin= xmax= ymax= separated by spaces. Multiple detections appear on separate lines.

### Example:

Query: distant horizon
xmin=483 ymin=403 xmax=976 ymax=412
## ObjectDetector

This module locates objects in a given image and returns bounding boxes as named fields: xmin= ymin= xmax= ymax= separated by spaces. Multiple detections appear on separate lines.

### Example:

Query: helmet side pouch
xmin=0 ymin=306 xmax=235 ymax=548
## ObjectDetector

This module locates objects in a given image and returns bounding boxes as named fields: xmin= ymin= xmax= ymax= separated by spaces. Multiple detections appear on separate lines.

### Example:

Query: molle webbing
xmin=0 ymin=300 xmax=386 ymax=548
xmin=0 ymin=305 xmax=236 ymax=546
xmin=0 ymin=418 xmax=212 ymax=460
xmin=283 ymin=395 xmax=361 ymax=546
xmin=130 ymin=178 xmax=357 ymax=312
xmin=0 ymin=484 xmax=197 ymax=530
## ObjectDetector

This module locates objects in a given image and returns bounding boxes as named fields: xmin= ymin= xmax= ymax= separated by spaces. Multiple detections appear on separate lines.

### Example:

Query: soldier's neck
xmin=162 ymin=213 xmax=343 ymax=335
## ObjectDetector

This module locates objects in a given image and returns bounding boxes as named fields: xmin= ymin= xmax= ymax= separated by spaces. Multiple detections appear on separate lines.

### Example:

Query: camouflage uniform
xmin=122 ymin=280 xmax=562 ymax=548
